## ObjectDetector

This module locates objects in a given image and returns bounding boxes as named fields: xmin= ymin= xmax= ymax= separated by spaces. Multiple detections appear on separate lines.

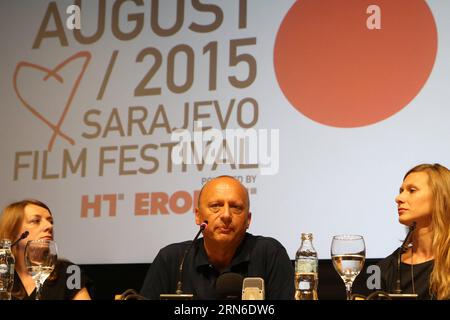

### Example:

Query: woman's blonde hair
xmin=404 ymin=163 xmax=450 ymax=299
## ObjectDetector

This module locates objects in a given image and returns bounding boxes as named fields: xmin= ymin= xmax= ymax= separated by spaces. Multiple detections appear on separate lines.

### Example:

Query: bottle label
xmin=0 ymin=264 xmax=7 ymax=274
xmin=296 ymin=259 xmax=318 ymax=273
xmin=299 ymin=281 xmax=311 ymax=290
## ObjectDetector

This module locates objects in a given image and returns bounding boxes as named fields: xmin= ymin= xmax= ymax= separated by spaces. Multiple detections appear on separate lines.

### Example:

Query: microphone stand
xmin=176 ymin=222 xmax=207 ymax=294
xmin=160 ymin=221 xmax=208 ymax=300
xmin=394 ymin=248 xmax=402 ymax=294
xmin=390 ymin=222 xmax=418 ymax=299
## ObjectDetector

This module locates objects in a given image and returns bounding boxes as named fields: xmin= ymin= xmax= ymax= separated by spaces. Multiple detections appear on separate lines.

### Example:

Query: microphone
xmin=393 ymin=222 xmax=417 ymax=296
xmin=400 ymin=222 xmax=416 ymax=253
xmin=216 ymin=272 xmax=244 ymax=300
xmin=11 ymin=231 xmax=29 ymax=248
xmin=242 ymin=277 xmax=265 ymax=300
xmin=159 ymin=221 xmax=208 ymax=300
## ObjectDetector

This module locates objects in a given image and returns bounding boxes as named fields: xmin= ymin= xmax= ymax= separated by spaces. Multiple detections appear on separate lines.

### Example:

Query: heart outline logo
xmin=13 ymin=51 xmax=91 ymax=151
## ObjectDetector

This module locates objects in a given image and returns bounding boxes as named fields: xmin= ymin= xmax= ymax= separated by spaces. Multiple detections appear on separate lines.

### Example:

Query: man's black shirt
xmin=140 ymin=233 xmax=295 ymax=300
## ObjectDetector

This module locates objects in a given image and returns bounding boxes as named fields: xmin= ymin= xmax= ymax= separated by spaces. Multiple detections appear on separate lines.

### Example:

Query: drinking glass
xmin=24 ymin=240 xmax=58 ymax=300
xmin=331 ymin=235 xmax=365 ymax=300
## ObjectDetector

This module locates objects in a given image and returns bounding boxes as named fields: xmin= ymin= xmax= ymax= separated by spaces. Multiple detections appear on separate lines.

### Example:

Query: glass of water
xmin=24 ymin=240 xmax=58 ymax=300
xmin=331 ymin=235 xmax=365 ymax=300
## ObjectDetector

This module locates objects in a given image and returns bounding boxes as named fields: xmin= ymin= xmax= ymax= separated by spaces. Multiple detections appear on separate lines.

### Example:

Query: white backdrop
xmin=1 ymin=0 xmax=449 ymax=264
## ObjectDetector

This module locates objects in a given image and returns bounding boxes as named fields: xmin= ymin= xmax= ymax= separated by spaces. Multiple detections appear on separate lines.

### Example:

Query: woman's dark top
xmin=12 ymin=259 xmax=92 ymax=300
xmin=377 ymin=248 xmax=434 ymax=300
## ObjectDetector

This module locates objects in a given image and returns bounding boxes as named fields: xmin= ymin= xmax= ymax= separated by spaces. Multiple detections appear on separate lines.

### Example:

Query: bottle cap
xmin=301 ymin=233 xmax=313 ymax=241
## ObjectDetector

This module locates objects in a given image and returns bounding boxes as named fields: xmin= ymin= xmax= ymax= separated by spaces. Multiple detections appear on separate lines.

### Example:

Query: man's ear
xmin=195 ymin=207 xmax=201 ymax=226
xmin=246 ymin=212 xmax=252 ymax=229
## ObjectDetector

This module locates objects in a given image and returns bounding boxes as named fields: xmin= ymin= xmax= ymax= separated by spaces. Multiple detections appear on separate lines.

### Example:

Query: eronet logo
xmin=274 ymin=0 xmax=437 ymax=128
xmin=13 ymin=51 xmax=91 ymax=151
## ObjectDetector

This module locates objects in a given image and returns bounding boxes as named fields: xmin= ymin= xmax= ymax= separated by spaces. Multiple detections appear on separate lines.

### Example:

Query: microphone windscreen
xmin=215 ymin=272 xmax=243 ymax=300
xmin=242 ymin=277 xmax=265 ymax=300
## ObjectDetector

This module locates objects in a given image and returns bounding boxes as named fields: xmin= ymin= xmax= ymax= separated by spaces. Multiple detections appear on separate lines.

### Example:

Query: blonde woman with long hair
xmin=378 ymin=163 xmax=450 ymax=299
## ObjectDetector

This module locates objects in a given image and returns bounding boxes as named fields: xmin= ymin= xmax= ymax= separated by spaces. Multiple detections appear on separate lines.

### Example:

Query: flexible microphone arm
xmin=394 ymin=222 xmax=416 ymax=294
xmin=175 ymin=221 xmax=208 ymax=294
xmin=400 ymin=222 xmax=416 ymax=253
xmin=11 ymin=231 xmax=29 ymax=248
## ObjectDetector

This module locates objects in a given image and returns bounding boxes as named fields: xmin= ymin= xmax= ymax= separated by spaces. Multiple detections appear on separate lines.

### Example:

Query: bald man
xmin=140 ymin=176 xmax=294 ymax=299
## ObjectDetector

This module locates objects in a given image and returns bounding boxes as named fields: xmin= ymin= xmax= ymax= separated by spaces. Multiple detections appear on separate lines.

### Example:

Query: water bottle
xmin=295 ymin=233 xmax=318 ymax=300
xmin=0 ymin=239 xmax=15 ymax=300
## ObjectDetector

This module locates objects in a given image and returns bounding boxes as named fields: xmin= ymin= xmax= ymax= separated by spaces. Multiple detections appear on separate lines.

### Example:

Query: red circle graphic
xmin=274 ymin=0 xmax=437 ymax=127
